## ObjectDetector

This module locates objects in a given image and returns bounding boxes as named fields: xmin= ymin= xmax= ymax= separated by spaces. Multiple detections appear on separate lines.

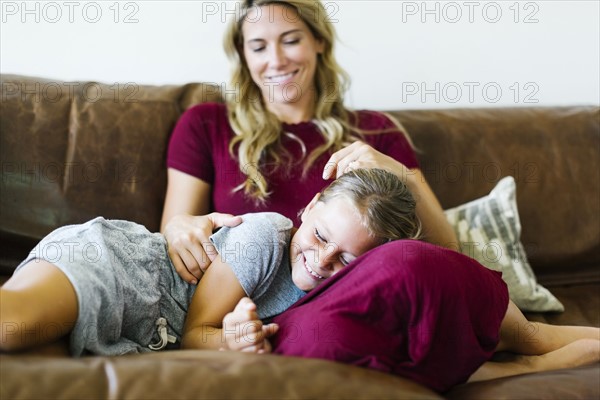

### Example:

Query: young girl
xmin=0 ymin=168 xmax=422 ymax=356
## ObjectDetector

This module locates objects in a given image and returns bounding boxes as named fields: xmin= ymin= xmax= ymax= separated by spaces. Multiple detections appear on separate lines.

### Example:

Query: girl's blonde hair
xmin=319 ymin=168 xmax=422 ymax=244
xmin=223 ymin=0 xmax=413 ymax=203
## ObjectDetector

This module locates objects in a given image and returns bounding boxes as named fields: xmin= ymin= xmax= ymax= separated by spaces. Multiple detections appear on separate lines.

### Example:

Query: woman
xmin=161 ymin=0 xmax=458 ymax=284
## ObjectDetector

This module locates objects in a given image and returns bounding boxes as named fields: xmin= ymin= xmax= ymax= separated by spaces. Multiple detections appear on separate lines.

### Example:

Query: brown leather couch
xmin=1 ymin=74 xmax=598 ymax=399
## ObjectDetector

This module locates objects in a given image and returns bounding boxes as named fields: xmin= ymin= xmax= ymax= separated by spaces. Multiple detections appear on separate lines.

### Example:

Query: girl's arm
xmin=181 ymin=254 xmax=276 ymax=351
xmin=181 ymin=253 xmax=246 ymax=350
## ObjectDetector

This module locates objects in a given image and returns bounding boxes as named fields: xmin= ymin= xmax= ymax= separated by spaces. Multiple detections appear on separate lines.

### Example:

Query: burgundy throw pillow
xmin=272 ymin=240 xmax=509 ymax=392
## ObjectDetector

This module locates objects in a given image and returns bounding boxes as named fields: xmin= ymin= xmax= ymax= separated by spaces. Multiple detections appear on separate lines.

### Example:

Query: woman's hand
xmin=323 ymin=141 xmax=412 ymax=182
xmin=163 ymin=213 xmax=243 ymax=284
xmin=323 ymin=141 xmax=459 ymax=250
xmin=222 ymin=298 xmax=279 ymax=353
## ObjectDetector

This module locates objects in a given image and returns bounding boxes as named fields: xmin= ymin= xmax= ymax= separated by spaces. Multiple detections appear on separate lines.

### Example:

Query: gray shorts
xmin=16 ymin=217 xmax=194 ymax=356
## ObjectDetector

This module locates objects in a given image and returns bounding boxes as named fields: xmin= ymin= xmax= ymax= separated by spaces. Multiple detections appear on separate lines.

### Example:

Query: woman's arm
xmin=161 ymin=168 xmax=242 ymax=284
xmin=406 ymin=169 xmax=459 ymax=251
xmin=161 ymin=168 xmax=212 ymax=232
xmin=323 ymin=141 xmax=459 ymax=250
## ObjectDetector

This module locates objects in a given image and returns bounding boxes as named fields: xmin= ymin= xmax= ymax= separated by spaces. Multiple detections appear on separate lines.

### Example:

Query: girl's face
xmin=290 ymin=195 xmax=379 ymax=292
xmin=241 ymin=4 xmax=324 ymax=117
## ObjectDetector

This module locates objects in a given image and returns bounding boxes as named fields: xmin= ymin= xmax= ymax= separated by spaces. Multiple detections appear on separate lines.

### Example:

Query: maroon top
xmin=167 ymin=103 xmax=419 ymax=225
xmin=272 ymin=240 xmax=510 ymax=393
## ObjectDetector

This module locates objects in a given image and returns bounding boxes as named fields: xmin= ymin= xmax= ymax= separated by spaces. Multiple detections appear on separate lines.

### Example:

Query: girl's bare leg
xmin=469 ymin=300 xmax=600 ymax=382
xmin=496 ymin=301 xmax=600 ymax=355
xmin=469 ymin=339 xmax=600 ymax=383
xmin=0 ymin=260 xmax=78 ymax=354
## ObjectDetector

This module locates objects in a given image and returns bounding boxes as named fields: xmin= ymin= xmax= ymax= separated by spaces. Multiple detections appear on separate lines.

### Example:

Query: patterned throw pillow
xmin=444 ymin=176 xmax=564 ymax=312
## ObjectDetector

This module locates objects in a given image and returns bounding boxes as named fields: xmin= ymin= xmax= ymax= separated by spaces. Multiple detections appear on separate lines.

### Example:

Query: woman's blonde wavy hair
xmin=223 ymin=0 xmax=413 ymax=203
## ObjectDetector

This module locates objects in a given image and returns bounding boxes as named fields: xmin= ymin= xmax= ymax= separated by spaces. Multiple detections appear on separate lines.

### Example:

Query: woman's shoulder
xmin=174 ymin=102 xmax=231 ymax=135
xmin=181 ymin=102 xmax=228 ymax=119
xmin=349 ymin=109 xmax=399 ymax=132
xmin=348 ymin=109 xmax=418 ymax=166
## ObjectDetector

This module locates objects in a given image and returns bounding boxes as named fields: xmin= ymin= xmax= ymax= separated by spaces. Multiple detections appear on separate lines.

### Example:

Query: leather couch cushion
xmin=0 ymin=351 xmax=443 ymax=400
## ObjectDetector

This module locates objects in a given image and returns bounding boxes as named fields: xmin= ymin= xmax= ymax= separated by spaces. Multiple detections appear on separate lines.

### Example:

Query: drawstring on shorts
xmin=148 ymin=317 xmax=177 ymax=351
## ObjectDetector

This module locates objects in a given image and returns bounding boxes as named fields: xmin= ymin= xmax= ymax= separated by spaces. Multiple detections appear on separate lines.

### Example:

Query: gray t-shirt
xmin=210 ymin=212 xmax=306 ymax=320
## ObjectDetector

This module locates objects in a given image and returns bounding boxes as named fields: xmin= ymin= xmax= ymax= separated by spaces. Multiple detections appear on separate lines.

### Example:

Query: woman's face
xmin=290 ymin=195 xmax=379 ymax=292
xmin=241 ymin=4 xmax=324 ymax=117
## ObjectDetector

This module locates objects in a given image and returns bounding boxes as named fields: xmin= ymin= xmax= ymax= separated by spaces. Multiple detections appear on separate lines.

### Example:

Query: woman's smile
xmin=265 ymin=70 xmax=299 ymax=84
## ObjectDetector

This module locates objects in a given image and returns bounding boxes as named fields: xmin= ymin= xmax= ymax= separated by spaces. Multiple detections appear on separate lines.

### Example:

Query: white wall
xmin=1 ymin=0 xmax=598 ymax=110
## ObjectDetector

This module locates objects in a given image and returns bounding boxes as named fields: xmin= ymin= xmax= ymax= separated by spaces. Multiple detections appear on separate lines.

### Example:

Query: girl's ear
xmin=300 ymin=193 xmax=321 ymax=222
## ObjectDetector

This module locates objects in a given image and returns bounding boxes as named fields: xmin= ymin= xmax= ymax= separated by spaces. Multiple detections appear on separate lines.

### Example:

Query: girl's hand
xmin=222 ymin=298 xmax=279 ymax=353
xmin=323 ymin=141 xmax=412 ymax=182
xmin=164 ymin=213 xmax=243 ymax=285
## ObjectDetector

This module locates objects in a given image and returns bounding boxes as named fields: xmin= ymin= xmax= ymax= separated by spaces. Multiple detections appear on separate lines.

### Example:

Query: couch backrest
xmin=1 ymin=74 xmax=598 ymax=279
xmin=0 ymin=74 xmax=222 ymax=271
xmin=389 ymin=108 xmax=599 ymax=280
